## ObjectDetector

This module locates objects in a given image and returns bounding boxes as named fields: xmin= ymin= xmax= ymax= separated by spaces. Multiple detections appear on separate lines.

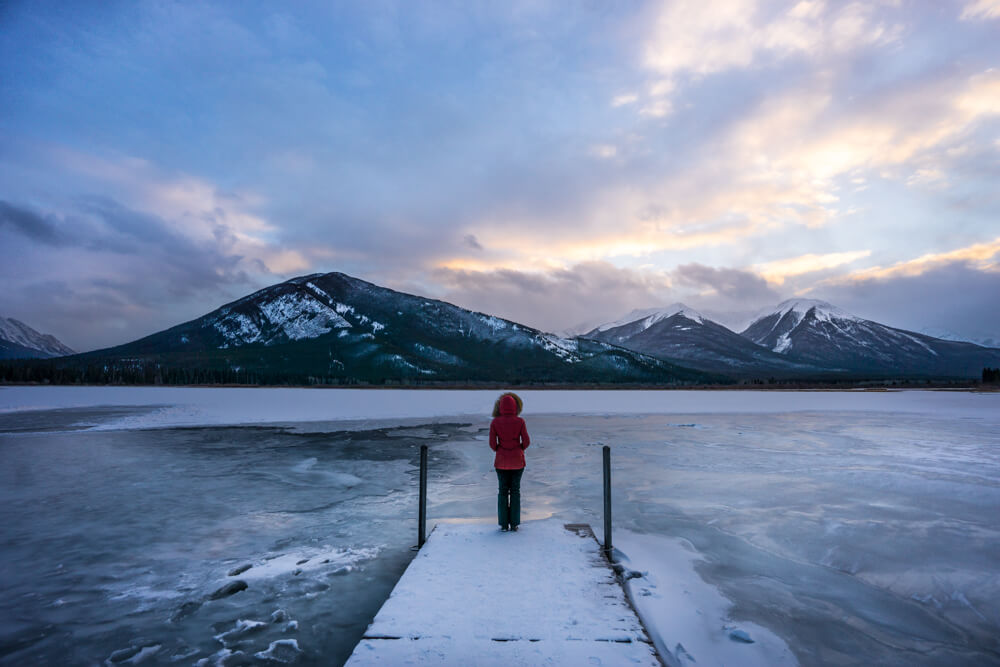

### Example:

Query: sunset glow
xmin=1 ymin=1 xmax=998 ymax=349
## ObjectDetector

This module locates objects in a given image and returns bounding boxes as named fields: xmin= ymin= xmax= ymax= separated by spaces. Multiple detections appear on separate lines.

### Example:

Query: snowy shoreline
xmin=1 ymin=386 xmax=996 ymax=432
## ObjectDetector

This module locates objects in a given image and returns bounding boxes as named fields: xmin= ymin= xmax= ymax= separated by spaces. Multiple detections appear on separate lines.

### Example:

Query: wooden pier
xmin=345 ymin=520 xmax=660 ymax=666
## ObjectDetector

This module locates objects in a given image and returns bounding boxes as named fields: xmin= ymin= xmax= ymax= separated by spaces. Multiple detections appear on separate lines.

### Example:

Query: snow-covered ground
xmin=1 ymin=387 xmax=997 ymax=665
xmin=347 ymin=521 xmax=660 ymax=666
xmin=1 ymin=386 xmax=996 ymax=429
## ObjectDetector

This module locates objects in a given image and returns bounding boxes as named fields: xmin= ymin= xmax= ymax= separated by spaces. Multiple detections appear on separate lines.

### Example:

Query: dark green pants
xmin=496 ymin=468 xmax=524 ymax=528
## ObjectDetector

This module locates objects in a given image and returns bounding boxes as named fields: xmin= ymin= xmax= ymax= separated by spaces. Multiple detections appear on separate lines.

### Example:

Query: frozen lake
xmin=1 ymin=387 xmax=998 ymax=665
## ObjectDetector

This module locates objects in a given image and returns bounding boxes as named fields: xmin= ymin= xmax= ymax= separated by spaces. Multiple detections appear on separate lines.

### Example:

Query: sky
xmin=1 ymin=0 xmax=998 ymax=352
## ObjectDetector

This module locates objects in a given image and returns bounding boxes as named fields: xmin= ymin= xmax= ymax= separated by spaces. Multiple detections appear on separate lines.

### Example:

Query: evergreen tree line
xmin=0 ymin=359 xmax=621 ymax=387
xmin=984 ymin=367 xmax=1000 ymax=383
xmin=0 ymin=360 xmax=365 ymax=386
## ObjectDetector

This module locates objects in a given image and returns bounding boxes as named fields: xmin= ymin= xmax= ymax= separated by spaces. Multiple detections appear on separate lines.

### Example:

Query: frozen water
xmin=0 ymin=388 xmax=998 ymax=665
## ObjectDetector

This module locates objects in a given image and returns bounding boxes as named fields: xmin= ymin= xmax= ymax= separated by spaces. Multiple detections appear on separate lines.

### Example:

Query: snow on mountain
xmin=208 ymin=282 xmax=352 ymax=348
xmin=583 ymin=305 xmax=819 ymax=376
xmin=0 ymin=317 xmax=75 ymax=359
xmin=590 ymin=304 xmax=706 ymax=335
xmin=753 ymin=299 xmax=859 ymax=332
xmin=741 ymin=299 xmax=1000 ymax=376
xmin=919 ymin=327 xmax=999 ymax=349
xmin=583 ymin=296 xmax=1000 ymax=378
xmin=75 ymin=273 xmax=713 ymax=385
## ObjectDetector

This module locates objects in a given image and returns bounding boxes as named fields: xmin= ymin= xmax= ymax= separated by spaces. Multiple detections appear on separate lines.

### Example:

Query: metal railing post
xmin=603 ymin=445 xmax=612 ymax=559
xmin=418 ymin=445 xmax=428 ymax=547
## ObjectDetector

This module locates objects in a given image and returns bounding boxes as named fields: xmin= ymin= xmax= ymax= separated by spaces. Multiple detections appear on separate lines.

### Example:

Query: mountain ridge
xmin=4 ymin=274 xmax=998 ymax=384
xmin=0 ymin=317 xmax=75 ymax=359
xmin=739 ymin=299 xmax=998 ymax=376
xmin=46 ymin=272 xmax=719 ymax=386
xmin=583 ymin=298 xmax=1000 ymax=378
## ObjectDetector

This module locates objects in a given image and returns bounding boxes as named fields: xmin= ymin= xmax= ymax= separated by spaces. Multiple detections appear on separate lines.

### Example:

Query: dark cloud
xmin=0 ymin=201 xmax=68 ymax=245
xmin=0 ymin=196 xmax=266 ymax=350
xmin=673 ymin=263 xmax=780 ymax=302
xmin=816 ymin=262 xmax=1000 ymax=347
xmin=433 ymin=261 xmax=673 ymax=333
xmin=76 ymin=196 xmax=252 ymax=296
xmin=463 ymin=234 xmax=483 ymax=251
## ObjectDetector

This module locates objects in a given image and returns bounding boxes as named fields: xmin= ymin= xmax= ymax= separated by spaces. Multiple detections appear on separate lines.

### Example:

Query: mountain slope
xmin=0 ymin=317 xmax=74 ymax=359
xmin=64 ymin=273 xmax=717 ymax=385
xmin=741 ymin=299 xmax=1000 ymax=377
xmin=584 ymin=305 xmax=820 ymax=375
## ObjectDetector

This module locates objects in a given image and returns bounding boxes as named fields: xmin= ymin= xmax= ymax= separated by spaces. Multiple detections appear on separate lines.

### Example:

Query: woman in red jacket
xmin=489 ymin=392 xmax=530 ymax=532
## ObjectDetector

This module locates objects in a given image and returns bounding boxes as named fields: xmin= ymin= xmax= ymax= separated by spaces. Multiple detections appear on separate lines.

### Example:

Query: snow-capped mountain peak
xmin=767 ymin=299 xmax=859 ymax=325
xmin=0 ymin=316 xmax=75 ymax=358
xmin=593 ymin=303 xmax=704 ymax=334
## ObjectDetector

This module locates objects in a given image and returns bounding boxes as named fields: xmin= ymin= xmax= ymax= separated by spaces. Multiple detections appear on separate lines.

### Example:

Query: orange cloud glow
xmin=821 ymin=238 xmax=1000 ymax=285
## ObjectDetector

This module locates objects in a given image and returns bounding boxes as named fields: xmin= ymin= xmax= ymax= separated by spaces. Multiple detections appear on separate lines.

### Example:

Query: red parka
xmin=490 ymin=394 xmax=530 ymax=470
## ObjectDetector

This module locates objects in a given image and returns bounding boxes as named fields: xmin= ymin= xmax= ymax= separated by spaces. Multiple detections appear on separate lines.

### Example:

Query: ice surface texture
xmin=0 ymin=388 xmax=998 ymax=665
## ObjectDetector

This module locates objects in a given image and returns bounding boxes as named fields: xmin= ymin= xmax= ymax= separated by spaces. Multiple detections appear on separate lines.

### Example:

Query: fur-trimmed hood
xmin=492 ymin=392 xmax=523 ymax=417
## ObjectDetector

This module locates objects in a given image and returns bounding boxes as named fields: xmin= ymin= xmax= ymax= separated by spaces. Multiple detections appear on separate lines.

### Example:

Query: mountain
xmin=51 ymin=273 xmax=718 ymax=385
xmin=741 ymin=299 xmax=1000 ymax=377
xmin=918 ymin=327 xmax=999 ymax=350
xmin=0 ymin=317 xmax=74 ymax=359
xmin=583 ymin=305 xmax=821 ymax=375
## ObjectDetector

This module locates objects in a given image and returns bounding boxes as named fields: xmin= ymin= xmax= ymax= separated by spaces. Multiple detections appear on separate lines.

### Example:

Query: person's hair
xmin=492 ymin=392 xmax=523 ymax=417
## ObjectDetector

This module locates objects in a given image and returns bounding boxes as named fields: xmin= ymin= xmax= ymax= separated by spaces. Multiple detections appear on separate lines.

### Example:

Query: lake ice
xmin=0 ymin=387 xmax=997 ymax=665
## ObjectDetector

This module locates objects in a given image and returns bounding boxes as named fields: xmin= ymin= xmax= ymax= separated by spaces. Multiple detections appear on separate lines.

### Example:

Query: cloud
xmin=53 ymin=148 xmax=278 ymax=248
xmin=449 ymin=63 xmax=995 ymax=276
xmin=642 ymin=0 xmax=899 ymax=79
xmin=612 ymin=93 xmax=638 ymax=107
xmin=754 ymin=250 xmax=872 ymax=284
xmin=673 ymin=263 xmax=780 ymax=301
xmin=816 ymin=260 xmax=1000 ymax=346
xmin=961 ymin=0 xmax=1000 ymax=20
xmin=639 ymin=99 xmax=673 ymax=118
xmin=819 ymin=238 xmax=1000 ymax=285
xmin=590 ymin=144 xmax=618 ymax=159
xmin=0 ymin=201 xmax=68 ymax=246
xmin=0 ymin=146 xmax=321 ymax=350
xmin=432 ymin=261 xmax=675 ymax=333
xmin=2 ymin=2 xmax=998 ymax=350
xmin=678 ymin=67 xmax=1000 ymax=239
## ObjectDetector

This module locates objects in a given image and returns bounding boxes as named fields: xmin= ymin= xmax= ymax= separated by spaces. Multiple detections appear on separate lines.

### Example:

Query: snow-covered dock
xmin=345 ymin=520 xmax=660 ymax=666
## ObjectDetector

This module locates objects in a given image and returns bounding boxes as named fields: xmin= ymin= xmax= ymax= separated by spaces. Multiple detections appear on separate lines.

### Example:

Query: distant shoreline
xmin=2 ymin=381 xmax=995 ymax=392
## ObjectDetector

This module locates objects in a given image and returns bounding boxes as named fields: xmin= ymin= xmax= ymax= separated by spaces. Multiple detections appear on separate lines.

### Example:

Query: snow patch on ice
xmin=232 ymin=544 xmax=381 ymax=583
xmin=254 ymin=639 xmax=302 ymax=663
xmin=215 ymin=619 xmax=268 ymax=646
xmin=105 ymin=644 xmax=162 ymax=665
xmin=616 ymin=531 xmax=798 ymax=666
xmin=196 ymin=648 xmax=248 ymax=667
